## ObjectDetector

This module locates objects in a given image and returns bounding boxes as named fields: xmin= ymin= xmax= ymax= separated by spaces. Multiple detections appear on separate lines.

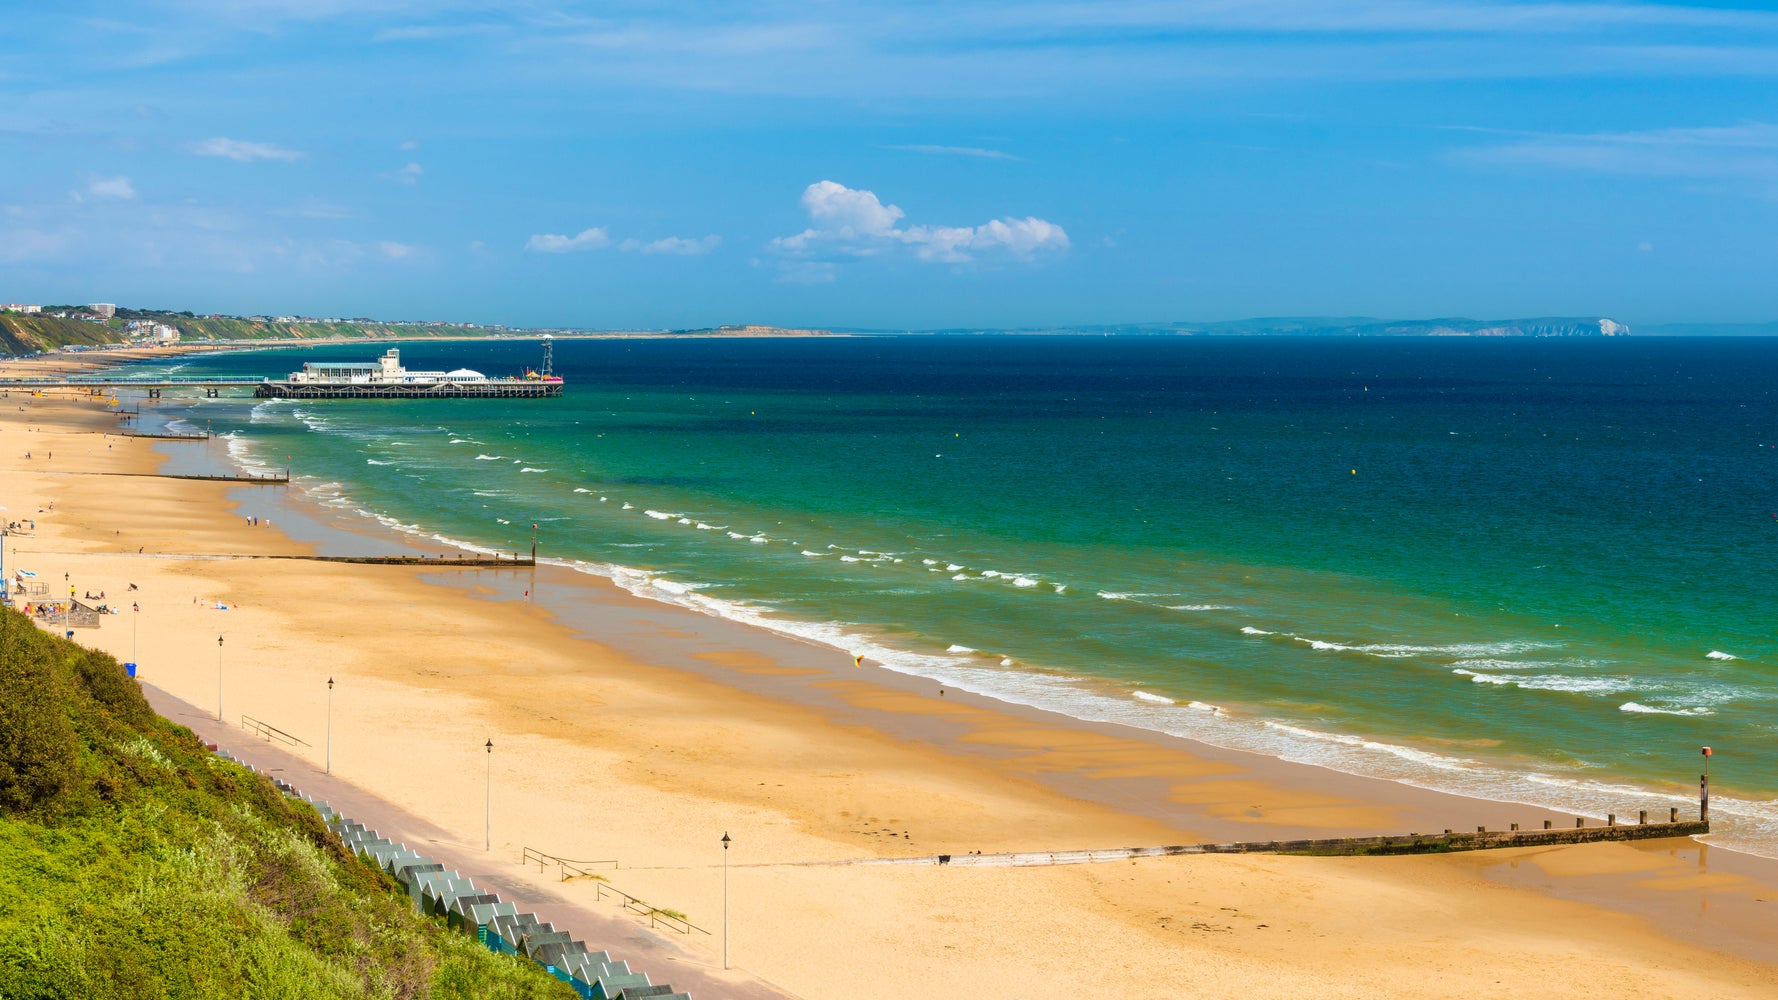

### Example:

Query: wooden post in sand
xmin=1701 ymin=747 xmax=1712 ymax=823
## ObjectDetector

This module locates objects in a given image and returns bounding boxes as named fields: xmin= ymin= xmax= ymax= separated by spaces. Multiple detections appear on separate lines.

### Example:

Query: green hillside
xmin=0 ymin=607 xmax=574 ymax=1000
xmin=1 ymin=308 xmax=510 ymax=355
xmin=0 ymin=314 xmax=125 ymax=354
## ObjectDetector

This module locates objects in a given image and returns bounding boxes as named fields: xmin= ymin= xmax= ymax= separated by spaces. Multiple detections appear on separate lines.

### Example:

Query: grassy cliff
xmin=0 ymin=607 xmax=574 ymax=999
xmin=0 ymin=315 xmax=125 ymax=354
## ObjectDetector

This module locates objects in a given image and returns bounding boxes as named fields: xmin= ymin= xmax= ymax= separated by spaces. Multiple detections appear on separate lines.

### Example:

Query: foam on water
xmin=1132 ymin=690 xmax=1174 ymax=705
xmin=1708 ymin=650 xmax=1739 ymax=661
xmin=1452 ymin=669 xmax=1632 ymax=694
xmin=1620 ymin=701 xmax=1715 ymax=717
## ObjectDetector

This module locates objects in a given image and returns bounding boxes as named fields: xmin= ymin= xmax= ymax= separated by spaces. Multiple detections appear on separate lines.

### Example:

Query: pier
xmin=0 ymin=376 xmax=264 ymax=397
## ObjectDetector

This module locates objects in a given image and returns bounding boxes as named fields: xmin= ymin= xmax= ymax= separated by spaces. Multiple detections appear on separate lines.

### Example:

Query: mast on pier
xmin=540 ymin=334 xmax=554 ymax=378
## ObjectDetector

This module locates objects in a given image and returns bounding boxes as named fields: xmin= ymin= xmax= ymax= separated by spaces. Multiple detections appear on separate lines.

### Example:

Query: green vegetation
xmin=0 ymin=314 xmax=124 ymax=354
xmin=0 ymin=608 xmax=575 ymax=999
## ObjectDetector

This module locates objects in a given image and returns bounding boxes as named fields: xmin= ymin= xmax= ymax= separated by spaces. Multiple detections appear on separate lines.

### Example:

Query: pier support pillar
xmin=1575 ymin=818 xmax=1585 ymax=828
xmin=1639 ymin=810 xmax=1647 ymax=825
xmin=1543 ymin=820 xmax=1552 ymax=830
xmin=1670 ymin=807 xmax=1678 ymax=823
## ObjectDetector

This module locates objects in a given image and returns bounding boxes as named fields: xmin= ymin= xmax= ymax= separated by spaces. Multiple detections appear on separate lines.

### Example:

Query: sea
xmin=130 ymin=336 xmax=1778 ymax=855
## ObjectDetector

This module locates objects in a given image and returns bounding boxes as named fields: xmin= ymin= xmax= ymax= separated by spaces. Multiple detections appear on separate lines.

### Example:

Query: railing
xmin=521 ymin=846 xmax=616 ymax=881
xmin=241 ymin=715 xmax=309 ymax=748
xmin=519 ymin=846 xmax=709 ymax=936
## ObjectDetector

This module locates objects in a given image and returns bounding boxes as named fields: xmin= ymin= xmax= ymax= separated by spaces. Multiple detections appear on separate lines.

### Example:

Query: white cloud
xmin=188 ymin=137 xmax=304 ymax=162
xmin=525 ymin=227 xmax=610 ymax=253
xmin=398 ymin=139 xmax=419 ymax=151
xmin=619 ymin=234 xmax=722 ymax=255
xmin=387 ymin=161 xmax=423 ymax=184
xmin=378 ymin=241 xmax=416 ymax=259
xmin=88 ymin=176 xmax=136 ymax=200
xmin=1637 ymin=241 xmax=1654 ymax=252
xmin=770 ymin=180 xmax=1069 ymax=265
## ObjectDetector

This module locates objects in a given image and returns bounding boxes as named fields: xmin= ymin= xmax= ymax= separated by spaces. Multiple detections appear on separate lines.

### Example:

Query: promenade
xmin=138 ymin=681 xmax=793 ymax=1000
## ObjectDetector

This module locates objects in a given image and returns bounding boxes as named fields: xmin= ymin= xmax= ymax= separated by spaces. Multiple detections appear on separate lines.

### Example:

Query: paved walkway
xmin=140 ymin=682 xmax=794 ymax=1000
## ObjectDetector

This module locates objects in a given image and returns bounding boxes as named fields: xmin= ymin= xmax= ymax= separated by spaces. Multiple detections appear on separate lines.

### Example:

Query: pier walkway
xmin=0 ymin=376 xmax=263 ymax=397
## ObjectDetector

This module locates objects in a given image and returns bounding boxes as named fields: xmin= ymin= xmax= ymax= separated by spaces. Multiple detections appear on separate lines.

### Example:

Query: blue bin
xmin=125 ymin=662 xmax=137 ymax=678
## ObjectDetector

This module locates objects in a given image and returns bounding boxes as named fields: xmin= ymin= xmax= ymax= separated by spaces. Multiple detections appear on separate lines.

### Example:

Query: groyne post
xmin=1701 ymin=746 xmax=1712 ymax=823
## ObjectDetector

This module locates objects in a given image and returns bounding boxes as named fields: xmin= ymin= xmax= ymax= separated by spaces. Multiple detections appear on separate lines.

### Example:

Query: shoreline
xmin=167 ymin=365 xmax=1772 ymax=857
xmin=7 ymin=386 xmax=1778 ymax=995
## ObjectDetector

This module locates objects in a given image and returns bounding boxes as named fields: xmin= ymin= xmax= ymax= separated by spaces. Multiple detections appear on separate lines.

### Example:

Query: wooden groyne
xmin=797 ymin=814 xmax=1710 ymax=869
xmin=259 ymin=554 xmax=533 ymax=567
xmin=102 ymin=471 xmax=290 ymax=483
xmin=123 ymin=431 xmax=209 ymax=441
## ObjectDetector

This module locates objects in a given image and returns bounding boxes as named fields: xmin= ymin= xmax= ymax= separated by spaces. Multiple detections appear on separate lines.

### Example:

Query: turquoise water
xmin=143 ymin=337 xmax=1778 ymax=852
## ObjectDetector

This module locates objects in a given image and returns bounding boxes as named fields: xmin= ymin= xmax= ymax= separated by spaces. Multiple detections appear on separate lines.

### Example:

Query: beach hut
xmin=417 ymin=873 xmax=477 ymax=915
xmin=587 ymin=972 xmax=654 ymax=999
xmin=518 ymin=929 xmax=575 ymax=963
xmin=464 ymin=899 xmax=516 ymax=938
xmin=446 ymin=893 xmax=501 ymax=931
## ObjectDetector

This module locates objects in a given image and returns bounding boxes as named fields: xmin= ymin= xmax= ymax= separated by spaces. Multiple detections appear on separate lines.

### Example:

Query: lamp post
xmin=216 ymin=635 xmax=224 ymax=722
xmin=64 ymin=573 xmax=72 ymax=639
xmin=721 ymin=831 xmax=731 ymax=970
xmin=484 ymin=739 xmax=494 ymax=851
xmin=326 ymin=677 xmax=334 ymax=775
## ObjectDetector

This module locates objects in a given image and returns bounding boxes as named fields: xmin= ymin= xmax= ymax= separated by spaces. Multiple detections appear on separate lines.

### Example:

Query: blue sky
xmin=4 ymin=1 xmax=1777 ymax=329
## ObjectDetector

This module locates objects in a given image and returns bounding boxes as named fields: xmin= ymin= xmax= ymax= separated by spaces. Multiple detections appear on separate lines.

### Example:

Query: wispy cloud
xmin=384 ymin=161 xmax=423 ymax=184
xmin=271 ymin=198 xmax=352 ymax=220
xmin=189 ymin=137 xmax=304 ymax=162
xmin=525 ymin=227 xmax=610 ymax=253
xmin=1455 ymin=121 xmax=1778 ymax=191
xmin=378 ymin=241 xmax=417 ymax=259
xmin=620 ymin=235 xmax=722 ymax=255
xmin=87 ymin=176 xmax=136 ymax=200
xmin=771 ymin=180 xmax=1069 ymax=266
xmin=889 ymin=144 xmax=1018 ymax=160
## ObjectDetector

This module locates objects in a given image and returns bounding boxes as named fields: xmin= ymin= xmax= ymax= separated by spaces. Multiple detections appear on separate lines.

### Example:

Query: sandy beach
xmin=5 ymin=383 xmax=1777 ymax=999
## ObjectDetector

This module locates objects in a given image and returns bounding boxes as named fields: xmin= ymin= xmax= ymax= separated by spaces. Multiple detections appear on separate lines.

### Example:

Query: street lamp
xmin=326 ymin=678 xmax=334 ymax=775
xmin=721 ymin=831 xmax=731 ymax=970
xmin=484 ymin=739 xmax=494 ymax=851
xmin=216 ymin=635 xmax=224 ymax=722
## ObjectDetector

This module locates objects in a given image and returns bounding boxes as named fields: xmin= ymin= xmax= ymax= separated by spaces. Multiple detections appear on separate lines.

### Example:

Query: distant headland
xmin=5 ymin=301 xmax=1774 ymax=355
